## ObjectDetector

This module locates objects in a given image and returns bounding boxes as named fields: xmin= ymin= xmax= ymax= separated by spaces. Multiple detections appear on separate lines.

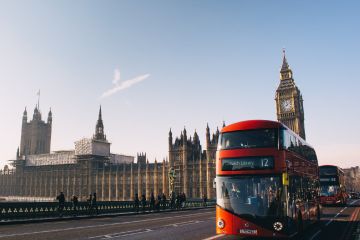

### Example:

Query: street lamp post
xmin=168 ymin=167 xmax=176 ymax=208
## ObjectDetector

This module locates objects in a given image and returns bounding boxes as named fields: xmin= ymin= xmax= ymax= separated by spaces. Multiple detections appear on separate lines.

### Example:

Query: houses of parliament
xmin=0 ymin=49 xmax=307 ymax=201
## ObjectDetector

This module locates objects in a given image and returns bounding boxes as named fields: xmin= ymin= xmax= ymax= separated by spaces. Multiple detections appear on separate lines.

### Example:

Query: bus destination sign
xmin=221 ymin=156 xmax=274 ymax=171
xmin=320 ymin=177 xmax=338 ymax=183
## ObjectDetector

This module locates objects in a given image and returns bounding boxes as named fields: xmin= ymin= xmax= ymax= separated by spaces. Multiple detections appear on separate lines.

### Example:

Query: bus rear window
xmin=218 ymin=129 xmax=277 ymax=150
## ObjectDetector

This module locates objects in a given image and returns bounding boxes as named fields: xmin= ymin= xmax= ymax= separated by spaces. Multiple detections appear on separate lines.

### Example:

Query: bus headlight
xmin=217 ymin=219 xmax=225 ymax=229
xmin=273 ymin=222 xmax=283 ymax=231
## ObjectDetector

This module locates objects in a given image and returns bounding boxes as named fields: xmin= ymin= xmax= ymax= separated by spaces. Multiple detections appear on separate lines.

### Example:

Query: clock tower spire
xmin=275 ymin=48 xmax=306 ymax=140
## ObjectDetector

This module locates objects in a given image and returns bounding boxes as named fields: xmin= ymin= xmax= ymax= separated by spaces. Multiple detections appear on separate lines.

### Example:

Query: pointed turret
xmin=281 ymin=47 xmax=290 ymax=73
xmin=94 ymin=105 xmax=106 ymax=141
xmin=222 ymin=120 xmax=226 ymax=129
xmin=278 ymin=47 xmax=295 ymax=89
xmin=183 ymin=126 xmax=187 ymax=141
xmin=206 ymin=123 xmax=210 ymax=145
xmin=16 ymin=147 xmax=20 ymax=159
xmin=32 ymin=105 xmax=42 ymax=121
xmin=23 ymin=107 xmax=27 ymax=122
xmin=193 ymin=129 xmax=199 ymax=143
xmin=47 ymin=108 xmax=52 ymax=124
xmin=168 ymin=128 xmax=172 ymax=150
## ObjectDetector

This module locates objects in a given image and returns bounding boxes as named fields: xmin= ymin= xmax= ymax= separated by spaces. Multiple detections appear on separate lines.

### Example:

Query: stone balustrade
xmin=0 ymin=199 xmax=215 ymax=221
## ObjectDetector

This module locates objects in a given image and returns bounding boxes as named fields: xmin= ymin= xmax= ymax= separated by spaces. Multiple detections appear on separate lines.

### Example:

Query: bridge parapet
xmin=0 ymin=199 xmax=215 ymax=221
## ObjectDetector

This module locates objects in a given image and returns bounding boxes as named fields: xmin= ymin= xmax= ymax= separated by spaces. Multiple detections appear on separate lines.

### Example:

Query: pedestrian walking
xmin=87 ymin=194 xmax=92 ymax=213
xmin=141 ymin=194 xmax=146 ymax=212
xmin=92 ymin=192 xmax=98 ymax=214
xmin=179 ymin=193 xmax=184 ymax=209
xmin=56 ymin=191 xmax=65 ymax=217
xmin=71 ymin=195 xmax=78 ymax=215
xmin=150 ymin=193 xmax=155 ymax=212
xmin=154 ymin=194 xmax=160 ymax=212
xmin=176 ymin=193 xmax=181 ymax=210
xmin=203 ymin=194 xmax=207 ymax=207
xmin=182 ymin=192 xmax=186 ymax=208
xmin=169 ymin=193 xmax=173 ymax=209
xmin=161 ymin=193 xmax=166 ymax=210
xmin=133 ymin=193 xmax=140 ymax=213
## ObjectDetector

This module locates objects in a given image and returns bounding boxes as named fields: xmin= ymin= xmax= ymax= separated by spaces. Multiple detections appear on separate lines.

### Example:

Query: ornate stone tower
xmin=275 ymin=48 xmax=306 ymax=140
xmin=19 ymin=105 xmax=52 ymax=156
xmin=93 ymin=105 xmax=107 ymax=142
xmin=205 ymin=123 xmax=219 ymax=198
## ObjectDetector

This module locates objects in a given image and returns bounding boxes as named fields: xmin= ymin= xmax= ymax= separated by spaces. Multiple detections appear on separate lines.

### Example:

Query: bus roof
xmin=220 ymin=119 xmax=313 ymax=148
xmin=221 ymin=120 xmax=286 ymax=133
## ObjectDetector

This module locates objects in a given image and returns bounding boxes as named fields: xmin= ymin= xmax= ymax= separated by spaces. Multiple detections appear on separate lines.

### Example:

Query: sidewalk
xmin=0 ymin=206 xmax=215 ymax=226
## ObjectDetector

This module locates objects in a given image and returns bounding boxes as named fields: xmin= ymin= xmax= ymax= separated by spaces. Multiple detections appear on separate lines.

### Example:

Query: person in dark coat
xmin=133 ymin=193 xmax=140 ymax=213
xmin=92 ymin=192 xmax=98 ymax=214
xmin=150 ymin=193 xmax=155 ymax=212
xmin=176 ymin=193 xmax=181 ymax=210
xmin=71 ymin=195 xmax=78 ymax=215
xmin=169 ymin=193 xmax=173 ymax=209
xmin=182 ymin=192 xmax=186 ymax=208
xmin=141 ymin=194 xmax=146 ymax=212
xmin=56 ymin=191 xmax=65 ymax=217
xmin=161 ymin=193 xmax=166 ymax=210
xmin=155 ymin=194 xmax=160 ymax=212
xmin=203 ymin=194 xmax=207 ymax=207
xmin=179 ymin=193 xmax=184 ymax=209
xmin=87 ymin=194 xmax=92 ymax=213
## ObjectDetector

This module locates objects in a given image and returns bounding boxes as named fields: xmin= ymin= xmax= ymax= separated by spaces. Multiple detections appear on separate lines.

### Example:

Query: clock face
xmin=281 ymin=99 xmax=293 ymax=112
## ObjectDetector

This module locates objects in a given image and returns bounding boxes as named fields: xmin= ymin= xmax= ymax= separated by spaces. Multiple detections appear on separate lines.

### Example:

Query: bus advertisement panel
xmin=216 ymin=120 xmax=321 ymax=238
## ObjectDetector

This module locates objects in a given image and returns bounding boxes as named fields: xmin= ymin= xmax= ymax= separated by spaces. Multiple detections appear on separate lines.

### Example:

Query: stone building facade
xmin=168 ymin=123 xmax=221 ymax=200
xmin=20 ymin=106 xmax=52 ymax=156
xmin=0 ymin=106 xmax=218 ymax=201
xmin=343 ymin=167 xmax=360 ymax=194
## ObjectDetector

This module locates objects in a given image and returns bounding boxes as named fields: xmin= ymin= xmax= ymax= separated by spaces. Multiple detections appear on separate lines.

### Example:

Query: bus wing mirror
xmin=213 ymin=177 xmax=216 ymax=189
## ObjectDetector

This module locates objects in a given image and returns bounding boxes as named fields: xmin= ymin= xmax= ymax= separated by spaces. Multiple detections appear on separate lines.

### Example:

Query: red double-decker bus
xmin=319 ymin=165 xmax=347 ymax=205
xmin=215 ymin=120 xmax=321 ymax=238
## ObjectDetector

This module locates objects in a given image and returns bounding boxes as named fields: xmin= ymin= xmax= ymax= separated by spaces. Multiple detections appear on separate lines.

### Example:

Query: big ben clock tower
xmin=275 ymin=47 xmax=306 ymax=140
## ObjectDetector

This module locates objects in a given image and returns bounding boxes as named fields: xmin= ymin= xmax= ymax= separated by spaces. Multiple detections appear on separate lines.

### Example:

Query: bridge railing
xmin=0 ymin=199 xmax=215 ymax=220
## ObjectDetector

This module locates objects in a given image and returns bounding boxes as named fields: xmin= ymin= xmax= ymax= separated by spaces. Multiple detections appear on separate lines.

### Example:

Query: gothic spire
xmin=281 ymin=46 xmax=290 ymax=73
xmin=94 ymin=105 xmax=106 ymax=141
xmin=23 ymin=107 xmax=27 ymax=122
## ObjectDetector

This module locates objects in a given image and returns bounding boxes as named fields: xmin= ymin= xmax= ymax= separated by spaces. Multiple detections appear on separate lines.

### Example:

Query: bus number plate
xmin=239 ymin=229 xmax=257 ymax=234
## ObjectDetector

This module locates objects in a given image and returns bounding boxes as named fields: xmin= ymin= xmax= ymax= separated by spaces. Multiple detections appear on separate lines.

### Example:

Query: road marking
xmin=164 ymin=220 xmax=204 ymax=227
xmin=339 ymin=207 xmax=360 ymax=240
xmin=309 ymin=230 xmax=321 ymax=240
xmin=89 ymin=229 xmax=153 ymax=239
xmin=203 ymin=235 xmax=225 ymax=240
xmin=325 ymin=219 xmax=333 ymax=226
xmin=0 ymin=212 xmax=212 ymax=238
xmin=91 ymin=220 xmax=205 ymax=239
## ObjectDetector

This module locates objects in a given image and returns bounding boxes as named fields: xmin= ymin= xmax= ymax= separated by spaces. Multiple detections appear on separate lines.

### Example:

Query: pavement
xmin=0 ymin=206 xmax=215 ymax=226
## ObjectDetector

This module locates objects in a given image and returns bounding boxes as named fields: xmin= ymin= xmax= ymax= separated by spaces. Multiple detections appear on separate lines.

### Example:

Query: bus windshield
xmin=321 ymin=185 xmax=340 ymax=197
xmin=218 ymin=129 xmax=277 ymax=150
xmin=216 ymin=175 xmax=284 ymax=217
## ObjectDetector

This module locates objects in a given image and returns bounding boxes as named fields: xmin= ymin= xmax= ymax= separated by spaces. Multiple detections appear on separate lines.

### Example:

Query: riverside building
xmin=0 ymin=106 xmax=218 ymax=201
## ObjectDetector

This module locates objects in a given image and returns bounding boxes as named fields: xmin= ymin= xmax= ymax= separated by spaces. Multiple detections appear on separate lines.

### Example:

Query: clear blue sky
xmin=0 ymin=0 xmax=359 ymax=169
